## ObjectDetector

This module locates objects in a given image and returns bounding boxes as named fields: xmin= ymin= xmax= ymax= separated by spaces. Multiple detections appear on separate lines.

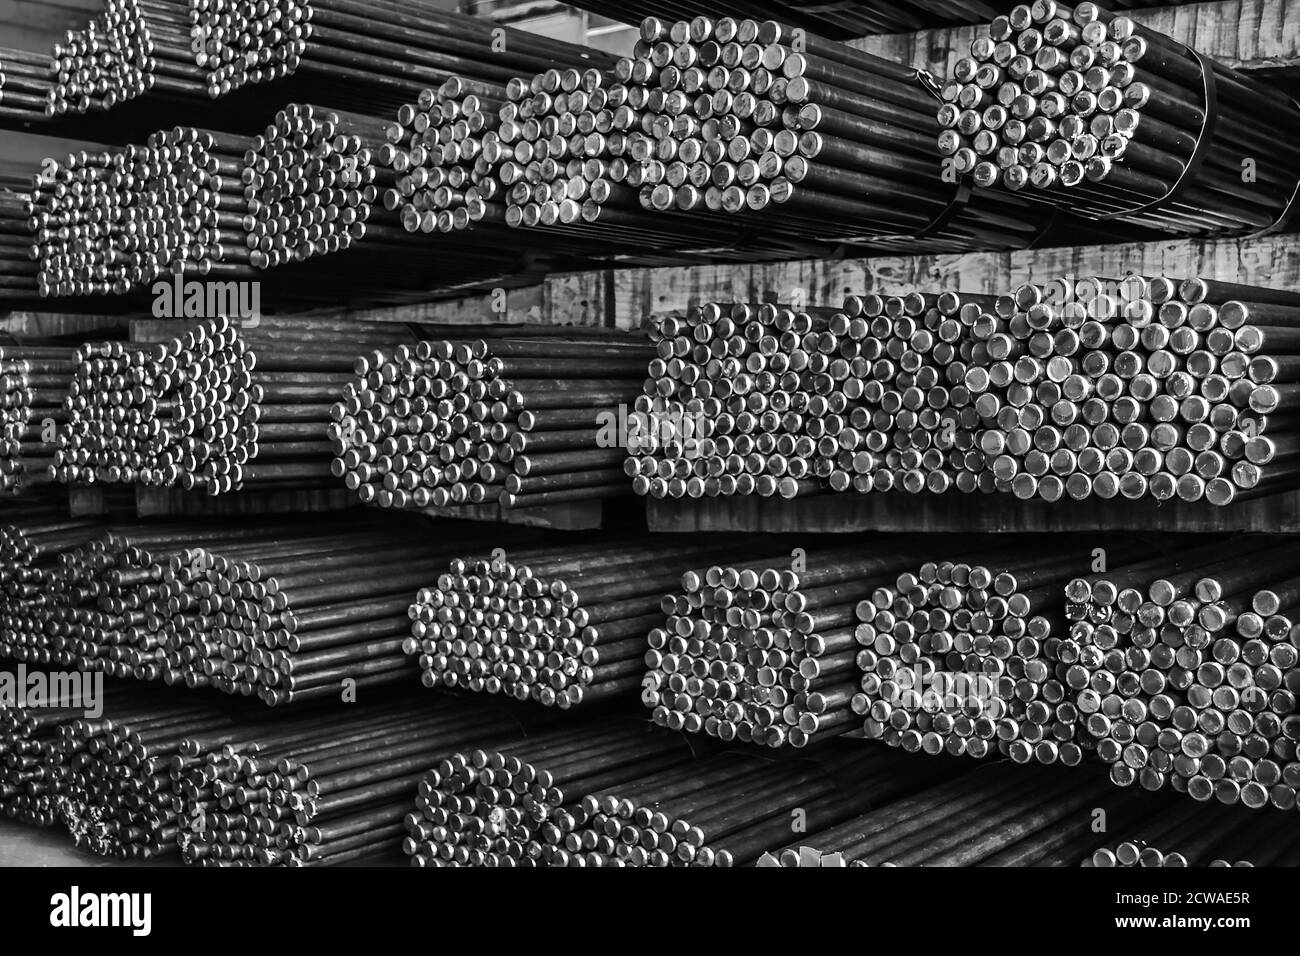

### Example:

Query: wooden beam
xmin=416 ymin=499 xmax=607 ymax=529
xmin=0 ymin=310 xmax=128 ymax=339
xmin=647 ymin=490 xmax=1300 ymax=534
xmin=135 ymin=487 xmax=355 ymax=517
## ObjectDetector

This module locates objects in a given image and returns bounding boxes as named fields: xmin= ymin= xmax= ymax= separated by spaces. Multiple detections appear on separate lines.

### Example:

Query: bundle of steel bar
xmin=244 ymin=103 xmax=533 ymax=299
xmin=330 ymin=335 xmax=650 ymax=510
xmin=939 ymin=1 xmax=1300 ymax=235
xmin=613 ymin=17 xmax=1129 ymax=255
xmin=0 ymin=344 xmax=76 ymax=496
xmin=761 ymin=761 xmax=1163 ymax=865
xmin=172 ymin=696 xmax=525 ymax=865
xmin=854 ymin=540 xmax=1158 ymax=764
xmin=0 ymin=46 xmax=53 ymax=124
xmin=51 ymin=688 xmax=246 ymax=858
xmin=53 ymin=316 xmax=413 ymax=495
xmin=970 ymin=275 xmax=1300 ymax=506
xmin=153 ymin=516 xmax=504 ymax=705
xmin=1085 ymin=801 xmax=1296 ymax=865
xmin=381 ymin=76 xmax=510 ymax=236
xmin=826 ymin=290 xmax=1008 ymax=494
xmin=0 ymin=514 xmax=105 ymax=664
xmin=1 ymin=518 xmax=353 ymax=679
xmin=408 ymin=536 xmax=756 ymax=708
xmin=628 ymin=302 xmax=839 ymax=500
xmin=192 ymin=0 xmax=616 ymax=112
xmin=29 ymin=128 xmax=254 ymax=298
xmin=629 ymin=294 xmax=1018 ymax=500
xmin=402 ymin=723 xmax=700 ymax=866
xmin=646 ymin=539 xmax=957 ymax=747
xmin=630 ymin=275 xmax=1300 ymax=507
xmin=571 ymin=743 xmax=956 ymax=866
xmin=0 ymin=510 xmax=502 ymax=704
xmin=0 ymin=680 xmax=141 ymax=826
xmin=0 ymin=187 xmax=38 ymax=301
xmin=46 ymin=0 xmax=201 ymax=116
xmin=1066 ymin=537 xmax=1300 ymax=809
xmin=558 ymin=1 xmax=1185 ymax=40
xmin=494 ymin=65 xmax=763 ymax=260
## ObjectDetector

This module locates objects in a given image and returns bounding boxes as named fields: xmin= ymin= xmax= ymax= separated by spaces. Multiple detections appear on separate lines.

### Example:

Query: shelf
xmin=133 ymin=486 xmax=354 ymax=517
xmin=416 ymin=499 xmax=607 ymax=530
xmin=647 ymin=491 xmax=1300 ymax=534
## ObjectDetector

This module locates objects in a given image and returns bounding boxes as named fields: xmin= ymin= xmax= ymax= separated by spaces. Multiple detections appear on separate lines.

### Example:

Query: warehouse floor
xmin=0 ymin=818 xmax=154 ymax=866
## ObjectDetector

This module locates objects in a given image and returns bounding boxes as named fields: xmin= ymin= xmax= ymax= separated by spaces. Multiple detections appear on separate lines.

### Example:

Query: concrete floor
xmin=0 ymin=817 xmax=407 ymax=866
xmin=0 ymin=818 xmax=168 ymax=867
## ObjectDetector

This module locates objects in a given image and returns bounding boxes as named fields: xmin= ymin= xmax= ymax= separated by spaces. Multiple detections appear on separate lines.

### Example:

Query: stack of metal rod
xmin=0 ymin=186 xmax=37 ymax=300
xmin=1066 ymin=537 xmax=1300 ymax=809
xmin=495 ymin=65 xmax=753 ymax=259
xmin=47 ymin=0 xmax=201 ymax=116
xmin=825 ymin=291 xmax=1004 ymax=495
xmin=631 ymin=275 xmax=1300 ymax=508
xmin=628 ymin=294 xmax=1011 ymax=500
xmin=0 ymin=344 xmax=76 ymax=495
xmin=0 ymin=511 xmax=493 ymax=705
xmin=571 ymin=745 xmax=953 ymax=866
xmin=1085 ymin=801 xmax=1297 ymax=865
xmin=244 ymin=104 xmax=395 ymax=271
xmin=409 ymin=536 xmax=752 ymax=708
xmin=940 ymin=1 xmax=1300 ymax=235
xmin=52 ymin=688 xmax=243 ymax=859
xmin=0 ymin=681 xmax=118 ymax=827
xmin=154 ymin=517 xmax=496 ymax=705
xmin=402 ymin=723 xmax=698 ymax=866
xmin=854 ymin=541 xmax=1154 ymax=763
xmin=172 ymin=697 xmax=524 ymax=865
xmin=244 ymin=103 xmax=530 ymax=298
xmin=29 ymin=128 xmax=254 ymax=298
xmin=381 ymin=76 xmax=510 ymax=236
xmin=0 ymin=513 xmax=104 ymax=666
xmin=0 ymin=46 xmax=52 ymax=125
xmin=647 ymin=540 xmax=948 ymax=747
xmin=0 ymin=705 xmax=62 ymax=825
xmin=54 ymin=316 xmax=411 ymax=494
xmin=1 ymin=520 xmax=338 ymax=680
xmin=761 ymin=761 xmax=1152 ymax=865
xmin=192 ymin=0 xmax=615 ymax=110
xmin=330 ymin=334 xmax=648 ymax=510
xmin=378 ymin=68 xmax=759 ymax=264
xmin=628 ymin=302 xmax=838 ymax=501
xmin=970 ymin=276 xmax=1300 ymax=506
xmin=615 ymin=17 xmax=1119 ymax=254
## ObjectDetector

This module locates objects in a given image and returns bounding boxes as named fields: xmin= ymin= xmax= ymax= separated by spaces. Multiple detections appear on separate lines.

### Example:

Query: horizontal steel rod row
xmin=0 ymin=511 xmax=511 ymax=705
xmin=629 ymin=275 xmax=1300 ymax=507
xmin=939 ymin=1 xmax=1300 ymax=235
xmin=330 ymin=336 xmax=652 ymax=511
